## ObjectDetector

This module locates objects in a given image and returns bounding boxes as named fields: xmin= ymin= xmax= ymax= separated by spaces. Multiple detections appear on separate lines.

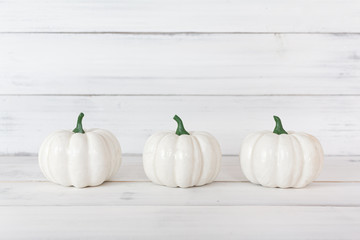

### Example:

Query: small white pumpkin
xmin=39 ymin=113 xmax=122 ymax=188
xmin=240 ymin=116 xmax=323 ymax=188
xmin=143 ymin=115 xmax=222 ymax=188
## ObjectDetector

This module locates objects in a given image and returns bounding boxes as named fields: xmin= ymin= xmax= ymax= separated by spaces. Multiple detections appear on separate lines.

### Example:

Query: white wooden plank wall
xmin=1 ymin=0 xmax=360 ymax=32
xmin=0 ymin=0 xmax=359 ymax=156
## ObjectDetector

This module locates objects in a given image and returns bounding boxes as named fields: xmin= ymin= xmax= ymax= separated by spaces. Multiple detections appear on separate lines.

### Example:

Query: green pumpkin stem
xmin=73 ymin=112 xmax=85 ymax=134
xmin=173 ymin=115 xmax=190 ymax=136
xmin=273 ymin=115 xmax=288 ymax=135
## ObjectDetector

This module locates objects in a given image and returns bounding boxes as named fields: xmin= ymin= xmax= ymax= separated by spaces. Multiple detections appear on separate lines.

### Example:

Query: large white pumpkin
xmin=143 ymin=115 xmax=222 ymax=188
xmin=39 ymin=113 xmax=122 ymax=188
xmin=240 ymin=116 xmax=323 ymax=188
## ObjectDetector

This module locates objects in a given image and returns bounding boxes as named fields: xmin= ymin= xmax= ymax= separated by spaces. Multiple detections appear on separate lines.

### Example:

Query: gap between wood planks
xmin=0 ymin=32 xmax=360 ymax=35
xmin=0 ymin=94 xmax=360 ymax=97
xmin=1 ymin=181 xmax=360 ymax=207
xmin=0 ymin=180 xmax=359 ymax=183
xmin=1 ymin=205 xmax=359 ymax=208
xmin=1 ymin=155 xmax=360 ymax=182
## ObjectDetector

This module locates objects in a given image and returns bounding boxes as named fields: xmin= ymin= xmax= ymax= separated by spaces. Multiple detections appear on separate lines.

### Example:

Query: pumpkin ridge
xmin=250 ymin=133 xmax=264 ymax=185
xmin=304 ymin=133 xmax=324 ymax=179
xmin=86 ymin=132 xmax=96 ymax=186
xmin=292 ymin=133 xmax=323 ymax=187
xmin=197 ymin=132 xmax=221 ymax=183
xmin=66 ymin=132 xmax=73 ymax=186
xmin=95 ymin=130 xmax=119 ymax=180
xmin=273 ymin=134 xmax=279 ymax=188
xmin=154 ymin=133 xmax=174 ymax=186
xmin=89 ymin=131 xmax=113 ymax=186
xmin=61 ymin=131 xmax=72 ymax=186
xmin=47 ymin=134 xmax=63 ymax=184
xmin=44 ymin=136 xmax=55 ymax=182
xmin=192 ymin=135 xmax=204 ymax=186
xmin=290 ymin=134 xmax=305 ymax=187
xmin=145 ymin=132 xmax=169 ymax=185
xmin=209 ymin=134 xmax=222 ymax=182
xmin=79 ymin=132 xmax=89 ymax=187
xmin=173 ymin=136 xmax=178 ymax=187
xmin=39 ymin=131 xmax=57 ymax=183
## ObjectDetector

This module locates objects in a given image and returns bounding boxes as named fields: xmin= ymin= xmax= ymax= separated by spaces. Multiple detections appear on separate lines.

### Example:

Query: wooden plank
xmin=1 ymin=156 xmax=360 ymax=182
xmin=1 ymin=206 xmax=360 ymax=239
xmin=0 ymin=0 xmax=359 ymax=33
xmin=0 ymin=95 xmax=359 ymax=155
xmin=0 ymin=34 xmax=359 ymax=95
xmin=1 ymin=181 xmax=360 ymax=206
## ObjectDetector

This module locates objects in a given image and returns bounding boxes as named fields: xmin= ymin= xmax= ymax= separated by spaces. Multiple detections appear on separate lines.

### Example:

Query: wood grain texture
xmin=0 ymin=95 xmax=359 ymax=155
xmin=0 ymin=0 xmax=359 ymax=33
xmin=1 ymin=206 xmax=360 ymax=240
xmin=1 ymin=34 xmax=358 ymax=156
xmin=1 ymin=181 xmax=360 ymax=206
xmin=0 ymin=34 xmax=359 ymax=95
xmin=1 ymin=156 xmax=360 ymax=182
xmin=1 ymin=156 xmax=359 ymax=239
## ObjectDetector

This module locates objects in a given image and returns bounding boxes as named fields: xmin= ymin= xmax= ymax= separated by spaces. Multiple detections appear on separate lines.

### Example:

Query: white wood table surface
xmin=1 ymin=155 xmax=360 ymax=239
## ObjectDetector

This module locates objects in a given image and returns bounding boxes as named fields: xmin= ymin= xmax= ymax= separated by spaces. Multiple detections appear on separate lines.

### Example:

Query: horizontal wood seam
xmin=1 ymin=154 xmax=359 ymax=158
xmin=0 ymin=205 xmax=359 ymax=207
xmin=0 ymin=180 xmax=359 ymax=183
xmin=0 ymin=32 xmax=360 ymax=35
xmin=1 ymin=94 xmax=360 ymax=97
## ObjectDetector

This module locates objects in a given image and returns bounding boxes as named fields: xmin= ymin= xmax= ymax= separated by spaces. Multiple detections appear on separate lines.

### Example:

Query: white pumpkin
xmin=39 ymin=113 xmax=122 ymax=188
xmin=240 ymin=116 xmax=323 ymax=188
xmin=143 ymin=115 xmax=222 ymax=188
